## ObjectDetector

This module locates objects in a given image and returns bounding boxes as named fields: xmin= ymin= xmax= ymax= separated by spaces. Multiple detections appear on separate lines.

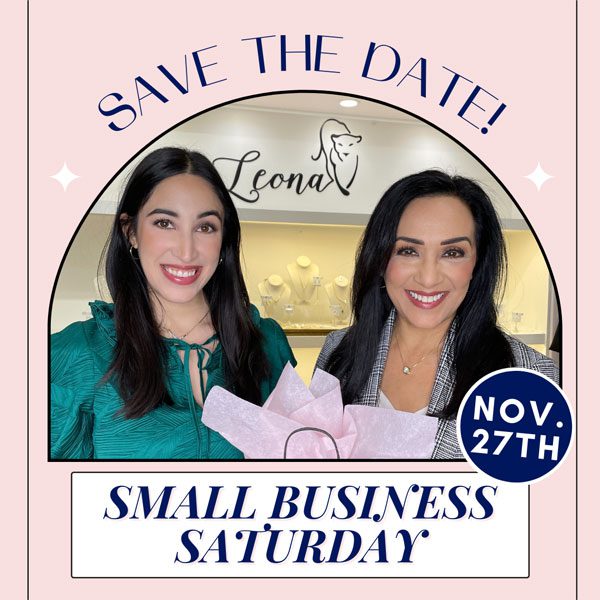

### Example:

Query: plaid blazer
xmin=315 ymin=309 xmax=559 ymax=459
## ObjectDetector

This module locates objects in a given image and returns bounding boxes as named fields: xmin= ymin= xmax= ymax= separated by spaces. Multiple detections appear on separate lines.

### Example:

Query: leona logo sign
xmin=214 ymin=118 xmax=362 ymax=202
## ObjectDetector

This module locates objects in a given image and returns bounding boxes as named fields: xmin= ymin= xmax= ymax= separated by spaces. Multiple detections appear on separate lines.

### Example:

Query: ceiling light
xmin=339 ymin=99 xmax=358 ymax=108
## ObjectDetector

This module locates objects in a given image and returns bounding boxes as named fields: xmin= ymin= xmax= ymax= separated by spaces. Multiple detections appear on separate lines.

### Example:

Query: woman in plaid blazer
xmin=316 ymin=170 xmax=558 ymax=459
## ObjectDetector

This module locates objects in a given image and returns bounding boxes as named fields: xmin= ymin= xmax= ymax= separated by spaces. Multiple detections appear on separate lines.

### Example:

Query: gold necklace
xmin=394 ymin=332 xmax=440 ymax=375
xmin=163 ymin=308 xmax=211 ymax=340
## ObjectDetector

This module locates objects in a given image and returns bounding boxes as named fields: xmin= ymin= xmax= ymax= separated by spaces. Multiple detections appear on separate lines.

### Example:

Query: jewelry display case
xmin=240 ymin=219 xmax=364 ymax=335
xmin=240 ymin=219 xmax=553 ymax=337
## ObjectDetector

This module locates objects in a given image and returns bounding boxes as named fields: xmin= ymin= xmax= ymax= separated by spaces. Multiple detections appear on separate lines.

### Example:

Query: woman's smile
xmin=405 ymin=290 xmax=448 ymax=309
xmin=161 ymin=264 xmax=203 ymax=285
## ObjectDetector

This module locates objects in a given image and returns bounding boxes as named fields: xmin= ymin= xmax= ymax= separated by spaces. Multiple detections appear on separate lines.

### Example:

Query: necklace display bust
xmin=325 ymin=275 xmax=350 ymax=324
xmin=286 ymin=255 xmax=321 ymax=304
xmin=325 ymin=275 xmax=350 ymax=304
xmin=258 ymin=274 xmax=292 ymax=306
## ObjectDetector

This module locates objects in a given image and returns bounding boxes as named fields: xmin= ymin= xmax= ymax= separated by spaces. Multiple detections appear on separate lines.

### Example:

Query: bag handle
xmin=283 ymin=427 xmax=341 ymax=459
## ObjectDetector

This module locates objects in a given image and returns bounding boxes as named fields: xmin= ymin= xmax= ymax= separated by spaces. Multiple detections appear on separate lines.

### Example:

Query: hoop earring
xmin=129 ymin=245 xmax=139 ymax=260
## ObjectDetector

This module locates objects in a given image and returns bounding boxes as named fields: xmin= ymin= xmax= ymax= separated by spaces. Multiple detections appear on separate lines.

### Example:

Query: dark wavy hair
xmin=103 ymin=147 xmax=269 ymax=418
xmin=324 ymin=170 xmax=514 ymax=417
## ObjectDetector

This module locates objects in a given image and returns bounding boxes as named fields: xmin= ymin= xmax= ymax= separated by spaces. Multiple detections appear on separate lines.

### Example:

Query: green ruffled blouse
xmin=50 ymin=301 xmax=296 ymax=460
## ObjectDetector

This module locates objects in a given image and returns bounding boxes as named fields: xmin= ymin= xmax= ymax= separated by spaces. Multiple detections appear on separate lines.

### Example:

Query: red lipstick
xmin=161 ymin=264 xmax=202 ymax=285
xmin=405 ymin=290 xmax=448 ymax=309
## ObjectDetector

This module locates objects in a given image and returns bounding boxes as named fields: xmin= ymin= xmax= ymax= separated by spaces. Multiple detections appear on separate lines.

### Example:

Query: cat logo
xmin=311 ymin=119 xmax=363 ymax=196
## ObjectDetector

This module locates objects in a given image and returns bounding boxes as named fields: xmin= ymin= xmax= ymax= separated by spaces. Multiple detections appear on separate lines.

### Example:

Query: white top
xmin=379 ymin=389 xmax=428 ymax=415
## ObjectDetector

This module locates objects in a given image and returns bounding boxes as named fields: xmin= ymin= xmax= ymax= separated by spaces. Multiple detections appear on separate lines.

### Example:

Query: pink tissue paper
xmin=202 ymin=363 xmax=439 ymax=459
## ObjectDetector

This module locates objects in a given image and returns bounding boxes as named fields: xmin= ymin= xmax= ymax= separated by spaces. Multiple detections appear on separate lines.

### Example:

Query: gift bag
xmin=202 ymin=363 xmax=438 ymax=459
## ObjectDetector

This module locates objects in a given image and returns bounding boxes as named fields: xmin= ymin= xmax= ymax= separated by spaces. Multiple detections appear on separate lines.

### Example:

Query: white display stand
xmin=325 ymin=275 xmax=351 ymax=325
xmin=286 ymin=255 xmax=321 ymax=305
xmin=258 ymin=274 xmax=292 ymax=306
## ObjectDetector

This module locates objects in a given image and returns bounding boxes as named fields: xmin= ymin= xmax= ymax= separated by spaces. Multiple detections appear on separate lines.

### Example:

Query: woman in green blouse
xmin=51 ymin=147 xmax=295 ymax=459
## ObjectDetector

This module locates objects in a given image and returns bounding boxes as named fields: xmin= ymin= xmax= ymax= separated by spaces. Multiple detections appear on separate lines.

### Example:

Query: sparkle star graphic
xmin=51 ymin=162 xmax=80 ymax=191
xmin=525 ymin=162 xmax=554 ymax=191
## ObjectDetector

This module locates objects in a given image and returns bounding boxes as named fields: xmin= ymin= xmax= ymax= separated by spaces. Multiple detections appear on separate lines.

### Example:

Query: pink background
xmin=9 ymin=0 xmax=596 ymax=596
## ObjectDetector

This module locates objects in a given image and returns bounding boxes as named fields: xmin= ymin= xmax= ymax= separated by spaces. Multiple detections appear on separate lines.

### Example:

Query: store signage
xmin=214 ymin=118 xmax=362 ymax=203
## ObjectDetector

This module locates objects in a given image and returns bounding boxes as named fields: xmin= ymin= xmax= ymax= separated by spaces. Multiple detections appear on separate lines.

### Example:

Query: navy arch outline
xmin=47 ymin=89 xmax=563 ymax=462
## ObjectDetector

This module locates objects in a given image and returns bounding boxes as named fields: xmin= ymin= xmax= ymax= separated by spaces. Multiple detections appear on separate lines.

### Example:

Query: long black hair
xmin=324 ymin=170 xmax=514 ymax=417
xmin=104 ymin=147 xmax=269 ymax=418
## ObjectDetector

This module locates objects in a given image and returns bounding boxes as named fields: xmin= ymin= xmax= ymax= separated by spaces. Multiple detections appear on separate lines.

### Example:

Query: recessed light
xmin=339 ymin=99 xmax=358 ymax=108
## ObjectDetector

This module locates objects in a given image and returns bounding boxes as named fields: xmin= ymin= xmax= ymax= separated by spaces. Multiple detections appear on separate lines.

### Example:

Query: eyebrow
xmin=396 ymin=235 xmax=473 ymax=246
xmin=147 ymin=208 xmax=223 ymax=222
xmin=440 ymin=236 xmax=472 ymax=246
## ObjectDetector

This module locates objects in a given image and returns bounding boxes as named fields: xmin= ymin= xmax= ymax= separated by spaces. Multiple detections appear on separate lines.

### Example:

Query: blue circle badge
xmin=457 ymin=368 xmax=573 ymax=483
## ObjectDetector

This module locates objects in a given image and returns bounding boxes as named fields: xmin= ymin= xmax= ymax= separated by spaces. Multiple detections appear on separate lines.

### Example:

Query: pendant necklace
xmin=332 ymin=283 xmax=349 ymax=305
xmin=394 ymin=333 xmax=440 ymax=375
xmin=163 ymin=307 xmax=211 ymax=340
xmin=288 ymin=263 xmax=318 ymax=303
xmin=296 ymin=266 xmax=314 ymax=295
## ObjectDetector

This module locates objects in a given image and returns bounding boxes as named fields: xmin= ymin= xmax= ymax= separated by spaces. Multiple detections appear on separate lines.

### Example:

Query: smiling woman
xmin=316 ymin=170 xmax=558 ymax=459
xmin=50 ymin=147 xmax=295 ymax=460
xmin=384 ymin=195 xmax=477 ymax=337
xmin=124 ymin=174 xmax=224 ymax=312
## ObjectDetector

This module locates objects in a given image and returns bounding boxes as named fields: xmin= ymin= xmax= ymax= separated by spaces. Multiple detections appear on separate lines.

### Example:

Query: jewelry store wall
xmin=51 ymin=93 xmax=557 ymax=384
